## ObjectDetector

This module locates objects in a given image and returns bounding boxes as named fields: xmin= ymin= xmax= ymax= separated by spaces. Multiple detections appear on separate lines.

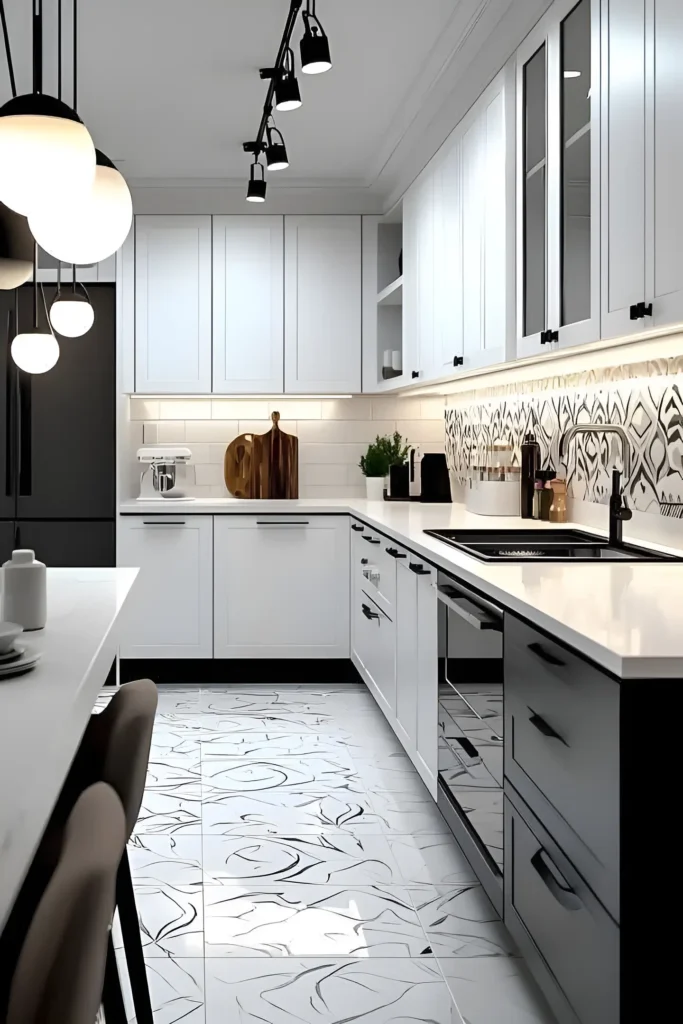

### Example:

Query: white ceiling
xmin=1 ymin=1 xmax=551 ymax=203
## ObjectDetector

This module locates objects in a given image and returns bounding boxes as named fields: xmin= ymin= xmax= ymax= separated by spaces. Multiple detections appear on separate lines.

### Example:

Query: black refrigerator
xmin=1 ymin=284 xmax=116 ymax=567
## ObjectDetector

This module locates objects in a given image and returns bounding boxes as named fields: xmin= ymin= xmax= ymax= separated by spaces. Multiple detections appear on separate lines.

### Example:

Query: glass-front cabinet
xmin=517 ymin=0 xmax=599 ymax=357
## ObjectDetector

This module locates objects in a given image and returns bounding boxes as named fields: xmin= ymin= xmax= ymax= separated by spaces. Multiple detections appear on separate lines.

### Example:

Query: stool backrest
xmin=93 ymin=678 xmax=158 ymax=836
xmin=7 ymin=782 xmax=126 ymax=1024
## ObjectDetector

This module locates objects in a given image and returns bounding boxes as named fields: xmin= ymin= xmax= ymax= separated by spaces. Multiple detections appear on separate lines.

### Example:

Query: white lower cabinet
xmin=395 ymin=559 xmax=418 ymax=749
xmin=118 ymin=516 xmax=213 ymax=659
xmin=213 ymin=516 xmax=350 ymax=658
xmin=356 ymin=591 xmax=396 ymax=719
xmin=415 ymin=569 xmax=439 ymax=794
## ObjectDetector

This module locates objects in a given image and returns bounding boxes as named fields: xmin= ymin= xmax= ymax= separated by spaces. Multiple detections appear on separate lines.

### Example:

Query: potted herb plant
xmin=359 ymin=432 xmax=409 ymax=501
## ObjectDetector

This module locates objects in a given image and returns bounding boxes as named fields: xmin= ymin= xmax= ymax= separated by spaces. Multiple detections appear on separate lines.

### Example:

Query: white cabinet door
xmin=601 ymin=0 xmax=647 ymax=338
xmin=415 ymin=171 xmax=435 ymax=381
xmin=284 ymin=216 xmax=361 ymax=393
xmin=401 ymin=187 xmax=419 ymax=382
xmin=647 ymin=0 xmax=683 ymax=328
xmin=433 ymin=135 xmax=463 ymax=378
xmin=135 ymin=215 xmax=212 ymax=393
xmin=395 ymin=560 xmax=418 ymax=753
xmin=214 ymin=516 xmax=350 ymax=658
xmin=415 ymin=570 xmax=438 ymax=796
xmin=359 ymin=591 xmax=396 ymax=721
xmin=212 ymin=216 xmax=284 ymax=394
xmin=117 ymin=516 xmax=213 ymax=659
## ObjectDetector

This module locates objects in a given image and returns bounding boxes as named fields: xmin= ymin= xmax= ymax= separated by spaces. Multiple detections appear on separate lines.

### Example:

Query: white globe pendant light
xmin=11 ymin=325 xmax=60 ymax=373
xmin=30 ymin=150 xmax=132 ymax=265
xmin=0 ymin=94 xmax=95 ymax=218
xmin=11 ymin=242 xmax=60 ymax=374
xmin=50 ymin=280 xmax=94 ymax=337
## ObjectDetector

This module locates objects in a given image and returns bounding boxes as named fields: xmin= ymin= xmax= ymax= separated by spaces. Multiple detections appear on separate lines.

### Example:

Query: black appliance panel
xmin=15 ymin=520 xmax=115 ymax=567
xmin=0 ymin=520 xmax=14 ymax=563
xmin=1 ymin=293 xmax=17 ymax=519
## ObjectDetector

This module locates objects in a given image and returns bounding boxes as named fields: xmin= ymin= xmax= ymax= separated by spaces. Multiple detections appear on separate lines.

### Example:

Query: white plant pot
xmin=365 ymin=476 xmax=385 ymax=501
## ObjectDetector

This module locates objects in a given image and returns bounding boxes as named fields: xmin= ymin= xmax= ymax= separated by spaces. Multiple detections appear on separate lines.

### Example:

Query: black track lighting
xmin=265 ymin=122 xmax=289 ymax=170
xmin=300 ymin=0 xmax=332 ymax=74
xmin=246 ymin=161 xmax=267 ymax=203
xmin=275 ymin=48 xmax=302 ymax=111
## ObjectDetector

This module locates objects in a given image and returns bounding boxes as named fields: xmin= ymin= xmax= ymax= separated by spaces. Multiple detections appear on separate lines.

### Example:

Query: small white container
xmin=391 ymin=350 xmax=402 ymax=372
xmin=365 ymin=476 xmax=386 ymax=501
xmin=1 ymin=550 xmax=47 ymax=630
xmin=465 ymin=478 xmax=520 ymax=516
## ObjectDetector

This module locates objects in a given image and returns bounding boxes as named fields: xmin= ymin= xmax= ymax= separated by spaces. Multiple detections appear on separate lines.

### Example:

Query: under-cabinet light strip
xmin=130 ymin=394 xmax=354 ymax=401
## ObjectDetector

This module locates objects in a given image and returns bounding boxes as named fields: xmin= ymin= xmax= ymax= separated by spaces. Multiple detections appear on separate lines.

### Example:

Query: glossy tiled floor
xmin=103 ymin=683 xmax=555 ymax=1024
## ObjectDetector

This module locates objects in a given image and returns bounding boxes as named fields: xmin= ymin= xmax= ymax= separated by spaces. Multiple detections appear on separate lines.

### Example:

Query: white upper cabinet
xmin=284 ymin=216 xmax=362 ymax=393
xmin=212 ymin=216 xmax=284 ymax=394
xmin=518 ymin=0 xmax=600 ymax=357
xmin=405 ymin=67 xmax=511 ymax=384
xmin=135 ymin=216 xmax=212 ymax=393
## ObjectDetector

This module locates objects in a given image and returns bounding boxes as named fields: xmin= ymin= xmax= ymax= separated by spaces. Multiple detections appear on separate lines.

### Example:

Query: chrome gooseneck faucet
xmin=559 ymin=424 xmax=633 ymax=546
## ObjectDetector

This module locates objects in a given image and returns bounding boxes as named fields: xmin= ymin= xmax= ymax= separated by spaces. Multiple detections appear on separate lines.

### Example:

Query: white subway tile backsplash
xmin=300 ymin=463 xmax=347 ymax=487
xmin=209 ymin=444 xmax=228 ymax=464
xmin=238 ymin=419 xmax=297 ymax=436
xmin=188 ymin=444 xmax=210 ymax=464
xmin=185 ymin=420 xmax=239 ymax=443
xmin=268 ymin=400 xmax=322 ymax=420
xmin=321 ymin=398 xmax=373 ymax=420
xmin=156 ymin=421 xmax=186 ymax=443
xmin=396 ymin=419 xmax=446 ymax=443
xmin=295 ymin=419 xmax=396 ymax=443
xmin=372 ymin=397 xmax=422 ymax=419
xmin=158 ymin=400 xmax=212 ymax=420
xmin=194 ymin=464 xmax=225 ymax=487
xmin=300 ymin=484 xmax=367 ymax=499
xmin=211 ymin=399 xmax=269 ymax=420
xmin=142 ymin=422 xmax=158 ymax=444
xmin=420 ymin=397 xmax=447 ymax=418
xmin=298 ymin=442 xmax=367 ymax=464
xmin=130 ymin=398 xmax=160 ymax=421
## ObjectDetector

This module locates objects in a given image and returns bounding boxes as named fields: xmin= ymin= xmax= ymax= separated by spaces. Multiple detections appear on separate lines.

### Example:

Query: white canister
xmin=365 ymin=476 xmax=386 ymax=501
xmin=1 ymin=550 xmax=47 ymax=630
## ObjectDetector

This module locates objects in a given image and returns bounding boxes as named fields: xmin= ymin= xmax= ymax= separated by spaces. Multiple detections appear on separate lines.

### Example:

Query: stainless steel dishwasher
xmin=436 ymin=572 xmax=504 ymax=914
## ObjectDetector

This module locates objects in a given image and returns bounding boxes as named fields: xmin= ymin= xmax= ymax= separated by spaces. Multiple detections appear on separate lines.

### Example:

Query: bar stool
xmin=64 ymin=678 xmax=159 ymax=1024
xmin=5 ymin=782 xmax=126 ymax=1024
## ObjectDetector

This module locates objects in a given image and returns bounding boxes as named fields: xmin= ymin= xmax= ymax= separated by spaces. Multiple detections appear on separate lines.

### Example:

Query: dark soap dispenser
xmin=520 ymin=431 xmax=540 ymax=519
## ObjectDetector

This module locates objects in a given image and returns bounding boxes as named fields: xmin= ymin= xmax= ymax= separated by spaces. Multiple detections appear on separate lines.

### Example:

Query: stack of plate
xmin=0 ymin=622 xmax=42 ymax=680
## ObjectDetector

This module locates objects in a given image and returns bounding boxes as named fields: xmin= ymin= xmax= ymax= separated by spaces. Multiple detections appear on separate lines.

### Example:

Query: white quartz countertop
xmin=0 ymin=567 xmax=138 ymax=930
xmin=120 ymin=497 xmax=683 ymax=679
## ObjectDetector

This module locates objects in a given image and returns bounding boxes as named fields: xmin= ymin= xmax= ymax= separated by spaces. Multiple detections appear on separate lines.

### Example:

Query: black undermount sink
xmin=423 ymin=528 xmax=683 ymax=563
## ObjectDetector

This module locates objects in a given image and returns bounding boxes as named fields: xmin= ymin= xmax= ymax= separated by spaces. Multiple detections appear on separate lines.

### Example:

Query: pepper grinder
xmin=549 ymin=478 xmax=568 ymax=524
xmin=520 ymin=431 xmax=540 ymax=519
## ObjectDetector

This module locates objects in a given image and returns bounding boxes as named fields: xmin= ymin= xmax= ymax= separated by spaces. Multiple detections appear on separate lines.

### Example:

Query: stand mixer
xmin=137 ymin=447 xmax=194 ymax=500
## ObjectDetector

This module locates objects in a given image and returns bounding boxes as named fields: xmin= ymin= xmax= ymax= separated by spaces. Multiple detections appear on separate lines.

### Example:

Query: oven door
xmin=437 ymin=576 xmax=504 ymax=877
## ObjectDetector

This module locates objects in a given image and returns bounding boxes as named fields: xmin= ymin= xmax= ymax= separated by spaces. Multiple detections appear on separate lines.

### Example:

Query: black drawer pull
xmin=528 ymin=641 xmax=565 ymax=667
xmin=528 ymin=708 xmax=569 ymax=747
xmin=531 ymin=848 xmax=582 ymax=911
xmin=386 ymin=547 xmax=406 ymax=558
xmin=363 ymin=536 xmax=380 ymax=545
xmin=455 ymin=736 xmax=478 ymax=759
xmin=362 ymin=603 xmax=380 ymax=620
xmin=360 ymin=558 xmax=369 ymax=565
xmin=409 ymin=562 xmax=431 ymax=575
xmin=351 ymin=524 xmax=364 ymax=532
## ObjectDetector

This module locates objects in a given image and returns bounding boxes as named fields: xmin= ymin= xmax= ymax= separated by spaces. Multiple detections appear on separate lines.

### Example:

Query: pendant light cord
xmin=57 ymin=0 xmax=61 ymax=99
xmin=73 ymin=0 xmax=77 ymax=112
xmin=33 ymin=243 xmax=39 ymax=329
xmin=33 ymin=0 xmax=42 ymax=95
xmin=0 ymin=0 xmax=16 ymax=97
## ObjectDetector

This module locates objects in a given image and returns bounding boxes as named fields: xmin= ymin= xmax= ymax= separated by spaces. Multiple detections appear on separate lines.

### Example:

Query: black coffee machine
xmin=387 ymin=453 xmax=451 ymax=502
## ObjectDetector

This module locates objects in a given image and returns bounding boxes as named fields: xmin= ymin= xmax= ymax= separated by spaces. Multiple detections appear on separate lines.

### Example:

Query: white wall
xmin=126 ymin=395 xmax=445 ymax=500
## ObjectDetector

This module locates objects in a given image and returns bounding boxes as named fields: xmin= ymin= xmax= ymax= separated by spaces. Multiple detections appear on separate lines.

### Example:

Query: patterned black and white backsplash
xmin=445 ymin=371 xmax=683 ymax=516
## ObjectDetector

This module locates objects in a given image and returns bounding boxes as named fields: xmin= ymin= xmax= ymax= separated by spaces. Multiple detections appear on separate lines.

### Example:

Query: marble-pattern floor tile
xmin=200 ymin=687 xmax=374 ymax=714
xmin=200 ymin=732 xmax=357 ymax=760
xmin=387 ymin=835 xmax=480 ymax=886
xmin=147 ymin=759 xmax=202 ymax=787
xmin=205 ymin=957 xmax=456 ymax=1023
xmin=117 ymin=952 xmax=204 ymax=1024
xmin=438 ymin=957 xmax=556 ymax=1023
xmin=150 ymin=728 xmax=201 ymax=760
xmin=368 ymin=790 xmax=451 ymax=835
xmin=203 ymin=884 xmax=432 ymax=958
xmin=127 ymin=835 xmax=206 ymax=887
xmin=202 ymin=834 xmax=401 ymax=886
xmin=202 ymin=789 xmax=383 ymax=836
xmin=198 ymin=711 xmax=338 ymax=734
xmin=155 ymin=686 xmax=204 ymax=713
xmin=136 ymin=785 xmax=202 ymax=835
xmin=113 ymin=883 xmax=204 ymax=958
xmin=201 ymin=755 xmax=360 ymax=794
xmin=409 ymin=885 xmax=518 ymax=958
xmin=356 ymin=758 xmax=434 ymax=796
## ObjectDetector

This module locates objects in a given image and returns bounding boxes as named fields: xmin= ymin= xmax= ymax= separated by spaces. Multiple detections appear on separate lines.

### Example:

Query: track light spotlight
xmin=300 ymin=1 xmax=332 ymax=74
xmin=246 ymin=161 xmax=267 ymax=203
xmin=275 ymin=48 xmax=302 ymax=111
xmin=265 ymin=123 xmax=289 ymax=171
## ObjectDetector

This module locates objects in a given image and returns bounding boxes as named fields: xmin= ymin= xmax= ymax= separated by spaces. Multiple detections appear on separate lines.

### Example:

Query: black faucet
xmin=609 ymin=468 xmax=632 ymax=546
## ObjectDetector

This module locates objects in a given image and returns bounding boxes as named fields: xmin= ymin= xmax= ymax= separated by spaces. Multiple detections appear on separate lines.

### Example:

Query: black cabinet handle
xmin=386 ymin=547 xmax=406 ymax=558
xmin=363 ymin=536 xmax=380 ymax=545
xmin=409 ymin=562 xmax=431 ymax=575
xmin=527 ymin=641 xmax=565 ymax=667
xmin=531 ymin=848 xmax=582 ymax=911
xmin=453 ymin=355 xmax=464 ymax=367
xmin=360 ymin=557 xmax=369 ymax=565
xmin=362 ymin=603 xmax=380 ymax=620
xmin=528 ymin=708 xmax=569 ymax=747
xmin=351 ymin=524 xmax=364 ymax=532
xmin=455 ymin=736 xmax=478 ymax=759
xmin=642 ymin=301 xmax=653 ymax=317
xmin=411 ymin=370 xmax=420 ymax=379
xmin=540 ymin=329 xmax=558 ymax=345
xmin=630 ymin=300 xmax=654 ymax=320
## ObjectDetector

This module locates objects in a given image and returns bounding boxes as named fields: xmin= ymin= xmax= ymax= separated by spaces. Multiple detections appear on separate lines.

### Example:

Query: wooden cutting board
xmin=251 ymin=412 xmax=299 ymax=499
xmin=224 ymin=433 xmax=255 ymax=498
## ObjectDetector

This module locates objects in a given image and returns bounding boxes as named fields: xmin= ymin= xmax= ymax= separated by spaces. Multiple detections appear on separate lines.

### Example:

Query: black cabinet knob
xmin=630 ymin=301 xmax=654 ymax=320
xmin=411 ymin=370 xmax=420 ymax=379
xmin=453 ymin=355 xmax=464 ymax=367
xmin=351 ymin=524 xmax=364 ymax=532
xmin=540 ymin=329 xmax=558 ymax=345
xmin=409 ymin=562 xmax=431 ymax=575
